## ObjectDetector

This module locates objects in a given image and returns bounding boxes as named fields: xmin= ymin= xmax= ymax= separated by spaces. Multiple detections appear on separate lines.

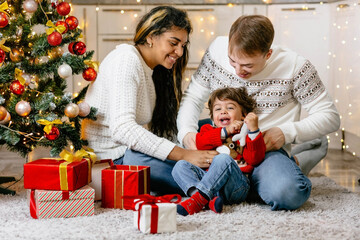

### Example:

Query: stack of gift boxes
xmin=23 ymin=158 xmax=179 ymax=234
xmin=24 ymin=158 xmax=95 ymax=219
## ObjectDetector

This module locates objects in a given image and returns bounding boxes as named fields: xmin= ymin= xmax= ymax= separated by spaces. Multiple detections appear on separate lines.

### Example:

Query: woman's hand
xmin=183 ymin=149 xmax=219 ymax=168
xmin=168 ymin=146 xmax=218 ymax=168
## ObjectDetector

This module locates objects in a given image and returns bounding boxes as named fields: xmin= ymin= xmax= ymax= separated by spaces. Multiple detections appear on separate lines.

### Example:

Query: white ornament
xmin=57 ymin=63 xmax=72 ymax=78
xmin=64 ymin=103 xmax=79 ymax=118
xmin=78 ymin=102 xmax=90 ymax=117
xmin=23 ymin=0 xmax=38 ymax=13
xmin=49 ymin=102 xmax=56 ymax=110
xmin=22 ymin=73 xmax=32 ymax=86
xmin=38 ymin=56 xmax=49 ymax=64
xmin=15 ymin=100 xmax=31 ymax=117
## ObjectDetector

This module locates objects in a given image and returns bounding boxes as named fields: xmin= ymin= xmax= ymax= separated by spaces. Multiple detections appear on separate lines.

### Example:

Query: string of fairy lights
xmin=329 ymin=1 xmax=359 ymax=157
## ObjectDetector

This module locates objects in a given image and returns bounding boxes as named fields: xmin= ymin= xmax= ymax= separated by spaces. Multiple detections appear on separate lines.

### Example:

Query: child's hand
xmin=244 ymin=112 xmax=259 ymax=132
xmin=226 ymin=120 xmax=243 ymax=135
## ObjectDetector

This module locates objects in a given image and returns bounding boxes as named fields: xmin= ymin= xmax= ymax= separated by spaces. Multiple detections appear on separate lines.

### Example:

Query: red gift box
xmin=29 ymin=185 xmax=95 ymax=219
xmin=101 ymin=165 xmax=150 ymax=209
xmin=89 ymin=159 xmax=114 ymax=201
xmin=24 ymin=158 xmax=92 ymax=191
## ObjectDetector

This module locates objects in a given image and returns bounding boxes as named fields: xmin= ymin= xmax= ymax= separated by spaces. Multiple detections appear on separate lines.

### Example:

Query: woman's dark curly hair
xmin=134 ymin=6 xmax=192 ymax=141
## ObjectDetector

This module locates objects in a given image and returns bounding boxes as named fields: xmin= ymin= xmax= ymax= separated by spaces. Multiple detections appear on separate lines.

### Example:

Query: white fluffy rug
xmin=0 ymin=174 xmax=359 ymax=240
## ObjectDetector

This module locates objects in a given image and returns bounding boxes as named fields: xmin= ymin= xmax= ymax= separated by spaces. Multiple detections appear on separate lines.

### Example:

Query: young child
xmin=172 ymin=87 xmax=266 ymax=216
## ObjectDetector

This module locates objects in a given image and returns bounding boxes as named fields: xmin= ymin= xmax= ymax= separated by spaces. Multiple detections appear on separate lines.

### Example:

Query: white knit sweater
xmin=177 ymin=36 xmax=340 ymax=155
xmin=82 ymin=44 xmax=176 ymax=161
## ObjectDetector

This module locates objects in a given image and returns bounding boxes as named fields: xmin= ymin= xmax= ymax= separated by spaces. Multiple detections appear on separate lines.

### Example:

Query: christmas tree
xmin=0 ymin=0 xmax=97 ymax=158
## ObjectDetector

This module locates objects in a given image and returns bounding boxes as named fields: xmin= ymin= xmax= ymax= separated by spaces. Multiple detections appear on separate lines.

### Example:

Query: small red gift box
xmin=24 ymin=158 xmax=92 ymax=191
xmin=29 ymin=185 xmax=95 ymax=219
xmin=89 ymin=159 xmax=114 ymax=201
xmin=101 ymin=165 xmax=150 ymax=209
xmin=129 ymin=194 xmax=181 ymax=234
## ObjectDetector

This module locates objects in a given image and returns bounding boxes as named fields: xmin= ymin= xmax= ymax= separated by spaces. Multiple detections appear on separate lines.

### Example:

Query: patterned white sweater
xmin=82 ymin=44 xmax=176 ymax=160
xmin=177 ymin=36 xmax=340 ymax=155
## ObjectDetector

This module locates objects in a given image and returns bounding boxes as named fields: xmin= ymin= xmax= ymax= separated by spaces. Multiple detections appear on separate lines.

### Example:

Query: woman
xmin=82 ymin=6 xmax=218 ymax=194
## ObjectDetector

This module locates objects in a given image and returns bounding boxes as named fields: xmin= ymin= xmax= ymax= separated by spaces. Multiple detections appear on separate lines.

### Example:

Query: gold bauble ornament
xmin=0 ymin=106 xmax=7 ymax=121
xmin=48 ymin=47 xmax=64 ymax=60
xmin=64 ymin=103 xmax=79 ymax=118
xmin=10 ymin=48 xmax=24 ymax=62
xmin=0 ymin=111 xmax=11 ymax=125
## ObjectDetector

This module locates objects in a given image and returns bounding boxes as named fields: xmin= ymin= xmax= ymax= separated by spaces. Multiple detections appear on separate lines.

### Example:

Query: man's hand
xmin=183 ymin=132 xmax=197 ymax=150
xmin=262 ymin=127 xmax=285 ymax=152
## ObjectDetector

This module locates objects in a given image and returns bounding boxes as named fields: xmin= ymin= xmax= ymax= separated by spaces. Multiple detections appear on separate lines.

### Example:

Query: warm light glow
xmin=96 ymin=7 xmax=99 ymax=11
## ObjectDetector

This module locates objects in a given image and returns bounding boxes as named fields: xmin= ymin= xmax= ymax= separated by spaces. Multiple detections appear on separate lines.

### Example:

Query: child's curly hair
xmin=208 ymin=87 xmax=257 ymax=120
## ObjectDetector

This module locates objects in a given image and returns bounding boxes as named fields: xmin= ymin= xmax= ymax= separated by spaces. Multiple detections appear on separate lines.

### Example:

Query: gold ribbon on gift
xmin=60 ymin=148 xmax=97 ymax=184
xmin=0 ymin=39 xmax=10 ymax=52
xmin=0 ymin=2 xmax=9 ymax=16
xmin=14 ymin=68 xmax=26 ymax=85
xmin=84 ymin=60 xmax=99 ymax=72
xmin=45 ymin=20 xmax=66 ymax=35
xmin=37 ymin=119 xmax=63 ymax=134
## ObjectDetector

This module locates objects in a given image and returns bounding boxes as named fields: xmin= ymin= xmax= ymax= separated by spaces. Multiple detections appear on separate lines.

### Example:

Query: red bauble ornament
xmin=56 ymin=2 xmax=71 ymax=16
xmin=55 ymin=20 xmax=69 ymax=34
xmin=45 ymin=126 xmax=60 ymax=141
xmin=68 ymin=42 xmax=75 ymax=54
xmin=10 ymin=80 xmax=25 ymax=95
xmin=72 ymin=41 xmax=86 ymax=55
xmin=0 ymin=12 xmax=9 ymax=28
xmin=83 ymin=68 xmax=97 ymax=81
xmin=0 ymin=49 xmax=5 ymax=63
xmin=47 ymin=31 xmax=62 ymax=46
xmin=65 ymin=16 xmax=78 ymax=30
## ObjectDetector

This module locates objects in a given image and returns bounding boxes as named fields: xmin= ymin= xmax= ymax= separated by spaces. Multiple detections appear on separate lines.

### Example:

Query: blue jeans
xmin=121 ymin=149 xmax=184 ymax=195
xmin=172 ymin=153 xmax=250 ymax=205
xmin=250 ymin=149 xmax=312 ymax=210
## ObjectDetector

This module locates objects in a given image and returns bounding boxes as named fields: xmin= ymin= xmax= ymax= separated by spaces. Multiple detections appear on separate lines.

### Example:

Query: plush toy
xmin=216 ymin=124 xmax=253 ymax=173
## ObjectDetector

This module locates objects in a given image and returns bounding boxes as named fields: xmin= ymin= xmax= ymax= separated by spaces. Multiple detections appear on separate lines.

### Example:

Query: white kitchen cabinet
xmin=268 ymin=3 xmax=331 ymax=89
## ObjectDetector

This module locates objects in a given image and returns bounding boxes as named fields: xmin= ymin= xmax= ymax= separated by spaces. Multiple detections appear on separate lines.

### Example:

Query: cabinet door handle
xmin=102 ymin=9 xmax=142 ymax=12
xmin=182 ymin=8 xmax=214 ymax=12
xmin=281 ymin=7 xmax=315 ymax=11
xmin=102 ymin=38 xmax=133 ymax=42
xmin=336 ymin=4 xmax=349 ymax=9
